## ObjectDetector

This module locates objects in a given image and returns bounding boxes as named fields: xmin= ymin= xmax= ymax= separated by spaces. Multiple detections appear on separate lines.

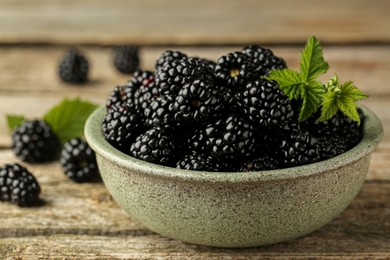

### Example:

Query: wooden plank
xmin=0 ymin=168 xmax=388 ymax=258
xmin=0 ymin=0 xmax=389 ymax=45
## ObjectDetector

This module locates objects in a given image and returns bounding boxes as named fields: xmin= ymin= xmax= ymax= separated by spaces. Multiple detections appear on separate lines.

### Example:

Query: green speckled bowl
xmin=85 ymin=106 xmax=383 ymax=248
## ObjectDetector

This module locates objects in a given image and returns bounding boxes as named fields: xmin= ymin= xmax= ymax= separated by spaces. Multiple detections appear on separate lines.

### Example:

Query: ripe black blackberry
xmin=113 ymin=45 xmax=140 ymax=74
xmin=12 ymin=120 xmax=61 ymax=163
xmin=195 ymin=115 xmax=256 ymax=161
xmin=60 ymin=138 xmax=98 ymax=183
xmin=0 ymin=163 xmax=40 ymax=207
xmin=155 ymin=50 xmax=188 ymax=70
xmin=173 ymin=79 xmax=224 ymax=124
xmin=301 ymin=108 xmax=364 ymax=147
xmin=106 ymin=85 xmax=136 ymax=111
xmin=318 ymin=135 xmax=349 ymax=161
xmin=238 ymin=79 xmax=296 ymax=129
xmin=278 ymin=129 xmax=320 ymax=168
xmin=102 ymin=105 xmax=144 ymax=152
xmin=176 ymin=152 xmax=220 ymax=171
xmin=239 ymin=156 xmax=279 ymax=172
xmin=214 ymin=51 xmax=256 ymax=92
xmin=242 ymin=45 xmax=287 ymax=76
xmin=130 ymin=127 xmax=176 ymax=166
xmin=155 ymin=57 xmax=214 ymax=96
xmin=144 ymin=94 xmax=175 ymax=128
xmin=58 ymin=48 xmax=89 ymax=84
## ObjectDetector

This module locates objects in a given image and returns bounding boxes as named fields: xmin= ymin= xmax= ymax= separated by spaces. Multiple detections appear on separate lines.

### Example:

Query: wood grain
xmin=0 ymin=0 xmax=389 ymax=45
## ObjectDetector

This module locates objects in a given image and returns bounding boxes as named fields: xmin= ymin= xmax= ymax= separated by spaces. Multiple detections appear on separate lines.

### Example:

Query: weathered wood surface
xmin=0 ymin=45 xmax=389 ymax=259
xmin=0 ymin=0 xmax=389 ymax=45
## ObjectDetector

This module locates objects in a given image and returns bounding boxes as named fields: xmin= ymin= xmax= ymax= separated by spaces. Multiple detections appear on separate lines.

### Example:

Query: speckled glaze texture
xmin=85 ymin=106 xmax=383 ymax=248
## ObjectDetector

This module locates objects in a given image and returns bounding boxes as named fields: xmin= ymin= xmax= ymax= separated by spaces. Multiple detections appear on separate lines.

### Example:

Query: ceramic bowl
xmin=85 ymin=106 xmax=383 ymax=248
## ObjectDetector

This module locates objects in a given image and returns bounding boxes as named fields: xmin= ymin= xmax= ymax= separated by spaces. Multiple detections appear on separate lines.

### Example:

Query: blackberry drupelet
xmin=278 ymin=129 xmax=320 ymax=168
xmin=176 ymin=152 xmax=220 ymax=171
xmin=173 ymin=79 xmax=224 ymax=124
xmin=144 ymin=94 xmax=175 ymax=128
xmin=155 ymin=57 xmax=214 ymax=96
xmin=113 ymin=45 xmax=140 ymax=74
xmin=60 ymin=138 xmax=98 ymax=183
xmin=102 ymin=105 xmax=144 ymax=152
xmin=130 ymin=127 xmax=176 ymax=166
xmin=242 ymin=45 xmax=287 ymax=76
xmin=58 ymin=48 xmax=89 ymax=84
xmin=0 ymin=163 xmax=40 ymax=207
xmin=155 ymin=50 xmax=188 ymax=70
xmin=238 ymin=79 xmax=296 ymax=129
xmin=12 ymin=120 xmax=61 ymax=163
xmin=239 ymin=156 xmax=279 ymax=172
xmin=214 ymin=51 xmax=256 ymax=92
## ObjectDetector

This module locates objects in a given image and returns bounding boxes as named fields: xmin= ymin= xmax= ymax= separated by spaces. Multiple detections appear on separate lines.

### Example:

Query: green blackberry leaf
xmin=43 ymin=98 xmax=98 ymax=143
xmin=6 ymin=115 xmax=26 ymax=132
xmin=300 ymin=81 xmax=324 ymax=121
xmin=319 ymin=79 xmax=368 ymax=124
xmin=267 ymin=69 xmax=302 ymax=100
xmin=300 ymin=36 xmax=329 ymax=81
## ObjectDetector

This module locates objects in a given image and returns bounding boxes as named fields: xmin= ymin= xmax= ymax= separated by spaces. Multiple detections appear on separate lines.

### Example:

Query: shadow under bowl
xmin=85 ymin=106 xmax=383 ymax=248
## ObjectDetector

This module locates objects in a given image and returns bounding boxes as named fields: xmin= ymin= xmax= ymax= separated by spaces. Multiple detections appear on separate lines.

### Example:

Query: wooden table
xmin=0 ymin=1 xmax=389 ymax=258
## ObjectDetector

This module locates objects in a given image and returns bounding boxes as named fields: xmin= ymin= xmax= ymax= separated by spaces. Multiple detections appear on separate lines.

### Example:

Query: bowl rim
xmin=85 ymin=106 xmax=383 ymax=183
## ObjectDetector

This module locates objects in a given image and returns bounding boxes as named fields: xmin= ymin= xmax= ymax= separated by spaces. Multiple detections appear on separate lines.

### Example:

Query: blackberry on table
xmin=238 ymin=79 xmax=296 ymax=129
xmin=102 ymin=105 xmax=144 ymax=152
xmin=58 ymin=48 xmax=89 ymax=84
xmin=113 ymin=45 xmax=140 ymax=74
xmin=60 ymin=138 xmax=98 ymax=183
xmin=130 ymin=127 xmax=176 ymax=166
xmin=12 ymin=120 xmax=61 ymax=163
xmin=214 ymin=51 xmax=256 ymax=92
xmin=173 ymin=79 xmax=224 ymax=124
xmin=155 ymin=50 xmax=188 ymax=70
xmin=0 ymin=163 xmax=40 ymax=207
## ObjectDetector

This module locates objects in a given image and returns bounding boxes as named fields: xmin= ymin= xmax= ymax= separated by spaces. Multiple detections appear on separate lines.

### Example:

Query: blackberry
xmin=58 ymin=48 xmax=89 ymax=84
xmin=173 ymin=79 xmax=224 ymax=124
xmin=133 ymin=82 xmax=160 ymax=115
xmin=155 ymin=50 xmax=188 ymax=70
xmin=214 ymin=51 xmax=256 ymax=92
xmin=113 ymin=45 xmax=140 ymax=74
xmin=144 ymin=94 xmax=175 ymax=128
xmin=176 ymin=152 xmax=220 ymax=171
xmin=106 ymin=85 xmax=135 ymax=111
xmin=12 ymin=120 xmax=61 ymax=163
xmin=318 ymin=135 xmax=349 ymax=160
xmin=102 ymin=105 xmax=143 ymax=152
xmin=242 ymin=45 xmax=287 ymax=76
xmin=239 ymin=156 xmax=279 ymax=172
xmin=301 ymin=108 xmax=364 ymax=147
xmin=203 ymin=115 xmax=256 ymax=160
xmin=130 ymin=127 xmax=176 ymax=166
xmin=0 ymin=163 xmax=40 ymax=207
xmin=238 ymin=79 xmax=296 ymax=129
xmin=60 ymin=138 xmax=98 ymax=183
xmin=155 ymin=57 xmax=214 ymax=96
xmin=278 ymin=129 xmax=320 ymax=168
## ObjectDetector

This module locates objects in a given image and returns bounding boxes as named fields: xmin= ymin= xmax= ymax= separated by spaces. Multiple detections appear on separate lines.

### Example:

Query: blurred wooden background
xmin=0 ymin=0 xmax=389 ymax=259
